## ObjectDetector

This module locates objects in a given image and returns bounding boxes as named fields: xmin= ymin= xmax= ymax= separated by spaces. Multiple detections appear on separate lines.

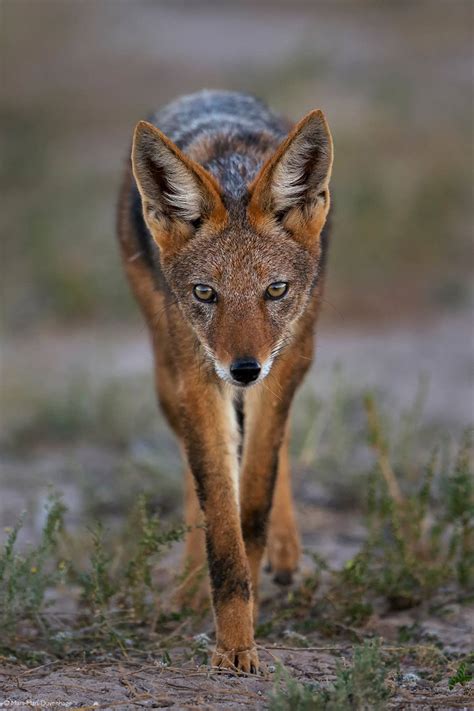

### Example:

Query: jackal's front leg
xmin=240 ymin=353 xmax=310 ymax=613
xmin=267 ymin=424 xmax=301 ymax=585
xmin=240 ymin=391 xmax=290 ymax=611
xmin=180 ymin=378 xmax=258 ymax=673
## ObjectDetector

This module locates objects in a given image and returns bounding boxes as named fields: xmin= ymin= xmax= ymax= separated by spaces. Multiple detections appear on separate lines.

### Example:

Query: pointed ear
xmin=248 ymin=110 xmax=333 ymax=244
xmin=131 ymin=121 xmax=227 ymax=251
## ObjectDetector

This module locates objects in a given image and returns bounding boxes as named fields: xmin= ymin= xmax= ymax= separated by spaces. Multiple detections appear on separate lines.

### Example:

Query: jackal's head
xmin=132 ymin=110 xmax=333 ymax=387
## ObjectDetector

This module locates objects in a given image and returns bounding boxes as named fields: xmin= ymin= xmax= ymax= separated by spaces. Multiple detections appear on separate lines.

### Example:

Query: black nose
xmin=230 ymin=358 xmax=261 ymax=384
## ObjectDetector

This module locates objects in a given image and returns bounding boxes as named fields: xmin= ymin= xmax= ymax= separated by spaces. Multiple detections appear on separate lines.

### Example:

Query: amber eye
xmin=266 ymin=282 xmax=289 ymax=300
xmin=193 ymin=284 xmax=217 ymax=303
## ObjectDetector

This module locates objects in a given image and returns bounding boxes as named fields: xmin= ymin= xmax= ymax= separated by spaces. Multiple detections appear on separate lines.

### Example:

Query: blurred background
xmin=1 ymin=1 xmax=473 ymax=541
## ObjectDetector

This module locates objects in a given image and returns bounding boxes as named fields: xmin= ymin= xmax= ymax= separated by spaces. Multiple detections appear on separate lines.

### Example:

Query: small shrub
xmin=0 ymin=491 xmax=186 ymax=656
xmin=0 ymin=493 xmax=66 ymax=636
xmin=269 ymin=666 xmax=323 ymax=711
xmin=269 ymin=639 xmax=390 ymax=711
xmin=123 ymin=493 xmax=188 ymax=616
xmin=78 ymin=523 xmax=114 ymax=613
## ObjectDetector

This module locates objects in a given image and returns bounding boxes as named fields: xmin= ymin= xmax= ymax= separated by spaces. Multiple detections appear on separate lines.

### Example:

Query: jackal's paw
xmin=211 ymin=645 xmax=259 ymax=674
xmin=266 ymin=525 xmax=301 ymax=586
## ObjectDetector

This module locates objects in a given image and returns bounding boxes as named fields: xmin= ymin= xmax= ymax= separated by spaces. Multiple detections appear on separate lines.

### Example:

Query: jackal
xmin=117 ymin=90 xmax=333 ymax=673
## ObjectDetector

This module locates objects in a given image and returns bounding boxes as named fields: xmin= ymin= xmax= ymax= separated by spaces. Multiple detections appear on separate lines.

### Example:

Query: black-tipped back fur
xmin=130 ymin=90 xmax=331 ymax=273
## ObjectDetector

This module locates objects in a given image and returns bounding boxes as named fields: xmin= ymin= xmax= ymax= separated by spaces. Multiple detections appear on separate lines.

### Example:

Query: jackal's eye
xmin=193 ymin=284 xmax=217 ymax=303
xmin=265 ymin=282 xmax=289 ymax=300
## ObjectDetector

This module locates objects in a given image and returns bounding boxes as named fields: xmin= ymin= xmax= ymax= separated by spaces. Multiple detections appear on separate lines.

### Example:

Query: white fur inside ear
xmin=152 ymin=144 xmax=202 ymax=222
xmin=271 ymin=122 xmax=331 ymax=214
xmin=272 ymin=137 xmax=314 ymax=212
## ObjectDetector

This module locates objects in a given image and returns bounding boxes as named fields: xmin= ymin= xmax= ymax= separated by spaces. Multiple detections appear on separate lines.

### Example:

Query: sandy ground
xmin=1 ymin=587 xmax=473 ymax=710
xmin=1 ymin=650 xmax=473 ymax=710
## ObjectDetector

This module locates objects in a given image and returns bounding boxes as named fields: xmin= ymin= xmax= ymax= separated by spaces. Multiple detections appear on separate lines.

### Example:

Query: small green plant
xmin=0 ymin=493 xmax=66 ymax=635
xmin=123 ymin=494 xmax=188 ymax=616
xmin=189 ymin=633 xmax=211 ymax=666
xmin=443 ymin=436 xmax=474 ymax=587
xmin=269 ymin=665 xmax=322 ymax=711
xmin=448 ymin=658 xmax=473 ymax=689
xmin=269 ymin=639 xmax=390 ymax=711
xmin=331 ymin=639 xmax=390 ymax=710
xmin=79 ymin=523 xmax=114 ymax=613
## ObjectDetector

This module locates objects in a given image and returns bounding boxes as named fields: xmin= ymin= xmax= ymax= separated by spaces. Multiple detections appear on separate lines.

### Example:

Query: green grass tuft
xmin=269 ymin=639 xmax=390 ymax=711
xmin=448 ymin=657 xmax=473 ymax=689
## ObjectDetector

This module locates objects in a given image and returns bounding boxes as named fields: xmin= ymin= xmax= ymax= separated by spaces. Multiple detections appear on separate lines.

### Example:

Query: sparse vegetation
xmin=448 ymin=658 xmax=473 ymax=690
xmin=0 ymin=492 xmax=66 ymax=635
xmin=0 ymin=493 xmax=187 ymax=660
xmin=270 ymin=639 xmax=390 ymax=710
xmin=264 ymin=396 xmax=473 ymax=638
xmin=1 ymin=385 xmax=472 ymax=707
xmin=332 ymin=412 xmax=473 ymax=617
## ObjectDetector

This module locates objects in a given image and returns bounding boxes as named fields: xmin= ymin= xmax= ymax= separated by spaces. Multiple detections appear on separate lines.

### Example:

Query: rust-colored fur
xmin=117 ymin=91 xmax=333 ymax=673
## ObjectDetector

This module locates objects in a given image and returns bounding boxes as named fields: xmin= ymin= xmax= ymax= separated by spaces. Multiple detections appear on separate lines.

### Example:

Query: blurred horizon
xmin=2 ymin=0 xmax=473 ymax=334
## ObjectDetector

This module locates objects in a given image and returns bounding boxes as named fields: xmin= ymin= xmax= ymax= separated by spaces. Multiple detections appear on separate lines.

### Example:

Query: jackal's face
xmin=132 ymin=111 xmax=333 ymax=387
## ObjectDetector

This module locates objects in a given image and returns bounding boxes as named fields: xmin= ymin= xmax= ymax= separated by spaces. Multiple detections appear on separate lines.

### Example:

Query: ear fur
xmin=248 ymin=110 xmax=333 ymax=235
xmin=131 ymin=121 xmax=226 ymax=249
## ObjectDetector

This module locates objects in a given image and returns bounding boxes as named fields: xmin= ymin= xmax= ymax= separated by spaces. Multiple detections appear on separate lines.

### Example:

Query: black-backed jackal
xmin=117 ymin=91 xmax=333 ymax=673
